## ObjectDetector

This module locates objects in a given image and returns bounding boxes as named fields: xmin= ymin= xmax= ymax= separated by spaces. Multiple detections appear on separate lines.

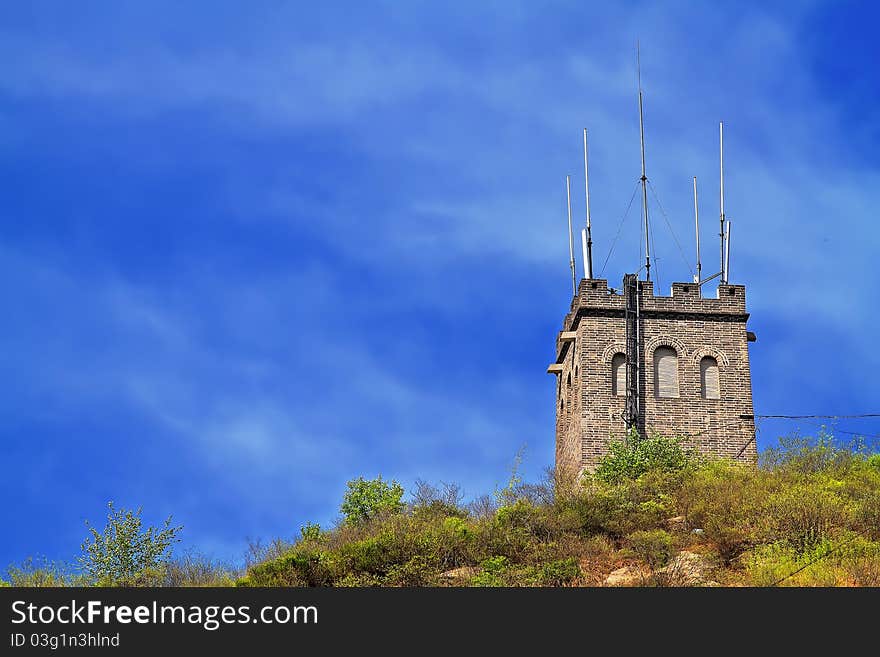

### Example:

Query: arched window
xmin=567 ymin=372 xmax=571 ymax=387
xmin=700 ymin=356 xmax=720 ymax=400
xmin=653 ymin=346 xmax=679 ymax=398
xmin=611 ymin=353 xmax=626 ymax=397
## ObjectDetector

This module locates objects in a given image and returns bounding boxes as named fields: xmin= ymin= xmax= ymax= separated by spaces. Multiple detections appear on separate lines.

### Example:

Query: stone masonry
xmin=548 ymin=277 xmax=757 ymax=476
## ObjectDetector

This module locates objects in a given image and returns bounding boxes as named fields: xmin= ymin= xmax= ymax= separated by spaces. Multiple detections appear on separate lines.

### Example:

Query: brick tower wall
xmin=552 ymin=277 xmax=757 ymax=476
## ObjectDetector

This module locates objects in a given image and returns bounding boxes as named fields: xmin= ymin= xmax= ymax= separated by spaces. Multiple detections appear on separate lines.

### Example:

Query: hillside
xmin=239 ymin=434 xmax=880 ymax=587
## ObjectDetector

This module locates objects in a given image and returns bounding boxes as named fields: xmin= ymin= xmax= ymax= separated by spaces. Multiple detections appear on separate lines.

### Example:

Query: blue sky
xmin=2 ymin=1 xmax=879 ymax=568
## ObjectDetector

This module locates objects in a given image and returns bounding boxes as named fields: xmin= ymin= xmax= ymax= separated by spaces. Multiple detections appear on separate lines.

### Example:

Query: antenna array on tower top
xmin=557 ymin=45 xmax=736 ymax=295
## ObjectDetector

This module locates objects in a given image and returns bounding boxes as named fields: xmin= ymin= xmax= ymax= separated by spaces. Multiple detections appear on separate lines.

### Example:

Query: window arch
xmin=611 ymin=353 xmax=626 ymax=397
xmin=653 ymin=346 xmax=679 ymax=398
xmin=700 ymin=356 xmax=720 ymax=400
xmin=567 ymin=372 xmax=571 ymax=387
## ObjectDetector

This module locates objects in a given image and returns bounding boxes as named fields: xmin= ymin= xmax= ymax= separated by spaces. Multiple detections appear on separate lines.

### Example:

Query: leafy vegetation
xmin=4 ymin=433 xmax=880 ymax=587
xmin=340 ymin=476 xmax=406 ymax=525
xmin=79 ymin=502 xmax=183 ymax=586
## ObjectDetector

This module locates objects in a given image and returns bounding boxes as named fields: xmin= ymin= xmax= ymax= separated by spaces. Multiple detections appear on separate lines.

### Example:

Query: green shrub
xmin=534 ymin=557 xmax=580 ymax=586
xmin=676 ymin=461 xmax=771 ymax=562
xmin=338 ymin=533 xmax=398 ymax=576
xmin=471 ymin=556 xmax=510 ymax=587
xmin=5 ymin=557 xmax=78 ymax=587
xmin=79 ymin=502 xmax=182 ymax=586
xmin=626 ymin=529 xmax=674 ymax=570
xmin=340 ymin=476 xmax=405 ymax=525
xmin=595 ymin=432 xmax=696 ymax=484
xmin=435 ymin=516 xmax=478 ymax=567
xmin=162 ymin=552 xmax=238 ymax=586
xmin=567 ymin=476 xmax=674 ymax=539
xmin=761 ymin=432 xmax=862 ymax=475
xmin=384 ymin=555 xmax=439 ymax=586
xmin=765 ymin=482 xmax=851 ymax=552
xmin=300 ymin=522 xmax=323 ymax=543
xmin=246 ymin=549 xmax=338 ymax=587
xmin=335 ymin=572 xmax=383 ymax=587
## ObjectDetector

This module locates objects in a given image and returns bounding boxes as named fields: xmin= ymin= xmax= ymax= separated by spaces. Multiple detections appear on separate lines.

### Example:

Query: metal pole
xmin=638 ymin=43 xmax=651 ymax=282
xmin=581 ymin=229 xmax=589 ymax=282
xmin=724 ymin=220 xmax=731 ymax=283
xmin=566 ymin=175 xmax=576 ymax=295
xmin=693 ymin=176 xmax=701 ymax=285
xmin=583 ymin=128 xmax=594 ymax=279
xmin=719 ymin=121 xmax=726 ymax=283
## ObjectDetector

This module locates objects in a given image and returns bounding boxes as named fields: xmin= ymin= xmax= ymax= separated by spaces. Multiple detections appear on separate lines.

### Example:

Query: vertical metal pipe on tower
xmin=582 ymin=128 xmax=594 ymax=280
xmin=623 ymin=273 xmax=640 ymax=435
xmin=693 ymin=176 xmax=701 ymax=285
xmin=566 ymin=175 xmax=576 ymax=295
xmin=638 ymin=45 xmax=652 ymax=282
xmin=719 ymin=121 xmax=727 ymax=284
xmin=724 ymin=220 xmax=731 ymax=283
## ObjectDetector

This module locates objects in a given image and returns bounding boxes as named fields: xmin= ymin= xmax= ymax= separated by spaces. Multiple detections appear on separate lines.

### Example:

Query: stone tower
xmin=547 ymin=276 xmax=757 ymax=476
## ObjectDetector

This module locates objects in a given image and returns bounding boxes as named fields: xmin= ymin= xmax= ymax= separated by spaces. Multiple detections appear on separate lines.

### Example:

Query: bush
xmin=534 ymin=557 xmax=580 ymax=586
xmin=162 ymin=552 xmax=238 ymax=587
xmin=471 ymin=556 xmax=509 ymax=587
xmin=384 ymin=555 xmax=439 ymax=586
xmin=676 ymin=461 xmax=772 ymax=562
xmin=595 ymin=432 xmax=696 ymax=484
xmin=626 ymin=529 xmax=674 ymax=570
xmin=565 ymin=475 xmax=674 ymax=539
xmin=300 ymin=522 xmax=322 ymax=543
xmin=765 ymin=482 xmax=850 ymax=553
xmin=435 ymin=516 xmax=478 ymax=567
xmin=341 ymin=476 xmax=405 ymax=525
xmin=5 ymin=557 xmax=79 ymax=587
xmin=761 ymin=432 xmax=862 ymax=475
xmin=746 ymin=541 xmax=839 ymax=587
xmin=79 ymin=502 xmax=182 ymax=586
xmin=247 ymin=549 xmax=337 ymax=587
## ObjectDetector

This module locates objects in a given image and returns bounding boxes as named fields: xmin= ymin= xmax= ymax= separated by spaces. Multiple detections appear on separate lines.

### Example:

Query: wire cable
xmin=648 ymin=180 xmax=695 ymax=278
xmin=600 ymin=180 xmax=641 ymax=278
xmin=770 ymin=528 xmax=869 ymax=587
xmin=756 ymin=414 xmax=880 ymax=419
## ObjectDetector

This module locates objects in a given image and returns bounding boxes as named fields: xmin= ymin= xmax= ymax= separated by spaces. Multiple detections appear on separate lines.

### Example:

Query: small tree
xmin=340 ymin=476 xmax=405 ymax=525
xmin=79 ymin=502 xmax=182 ymax=586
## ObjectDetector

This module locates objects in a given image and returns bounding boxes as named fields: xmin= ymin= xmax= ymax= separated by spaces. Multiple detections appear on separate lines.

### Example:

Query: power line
xmin=778 ymin=417 xmax=880 ymax=443
xmin=759 ymin=413 xmax=880 ymax=419
xmin=770 ymin=529 xmax=869 ymax=587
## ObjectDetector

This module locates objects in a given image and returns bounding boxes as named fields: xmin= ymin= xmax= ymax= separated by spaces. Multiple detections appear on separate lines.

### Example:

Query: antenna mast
xmin=566 ymin=175 xmax=577 ymax=295
xmin=719 ymin=121 xmax=726 ymax=284
xmin=693 ymin=176 xmax=701 ymax=285
xmin=637 ymin=43 xmax=652 ymax=282
xmin=582 ymin=129 xmax=594 ymax=279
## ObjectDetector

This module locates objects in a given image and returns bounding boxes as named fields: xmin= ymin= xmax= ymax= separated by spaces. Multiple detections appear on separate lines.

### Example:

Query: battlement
xmin=563 ymin=277 xmax=746 ymax=326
